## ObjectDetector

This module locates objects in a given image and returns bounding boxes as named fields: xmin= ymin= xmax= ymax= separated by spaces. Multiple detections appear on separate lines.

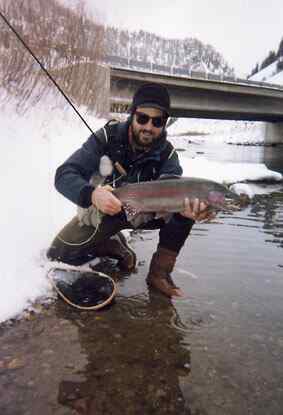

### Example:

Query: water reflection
xmin=56 ymin=292 xmax=192 ymax=414
xmin=264 ymin=144 xmax=283 ymax=174
xmin=219 ymin=191 xmax=283 ymax=254
xmin=250 ymin=192 xmax=283 ymax=250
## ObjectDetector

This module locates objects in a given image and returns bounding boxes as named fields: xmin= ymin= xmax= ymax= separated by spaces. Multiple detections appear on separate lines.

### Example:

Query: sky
xmin=76 ymin=0 xmax=283 ymax=78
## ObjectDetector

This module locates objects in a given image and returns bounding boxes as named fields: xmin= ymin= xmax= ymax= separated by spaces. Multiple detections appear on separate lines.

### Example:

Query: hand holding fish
xmin=181 ymin=198 xmax=216 ymax=222
xmin=92 ymin=185 xmax=122 ymax=216
xmin=111 ymin=177 xmax=242 ymax=223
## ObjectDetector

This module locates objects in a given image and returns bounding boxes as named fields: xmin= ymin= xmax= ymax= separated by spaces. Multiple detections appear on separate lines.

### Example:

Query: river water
xmin=0 ymin=141 xmax=283 ymax=415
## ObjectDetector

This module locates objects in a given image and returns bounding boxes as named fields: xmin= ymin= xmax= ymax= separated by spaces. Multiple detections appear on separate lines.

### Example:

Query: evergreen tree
xmin=249 ymin=63 xmax=259 ymax=77
xmin=277 ymin=37 xmax=283 ymax=57
xmin=277 ymin=58 xmax=283 ymax=71
xmin=260 ymin=50 xmax=276 ymax=70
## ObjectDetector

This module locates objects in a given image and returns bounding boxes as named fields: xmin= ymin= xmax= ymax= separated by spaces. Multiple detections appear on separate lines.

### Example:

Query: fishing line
xmin=56 ymin=173 xmax=124 ymax=247
xmin=56 ymin=209 xmax=102 ymax=246
xmin=0 ymin=9 xmax=94 ymax=134
xmin=0 ymin=8 xmax=102 ymax=247
xmin=1 ymin=11 xmax=130 ymax=249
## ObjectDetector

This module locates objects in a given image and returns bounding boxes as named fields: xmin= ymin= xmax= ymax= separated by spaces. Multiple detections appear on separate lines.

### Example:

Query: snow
xmin=0 ymin=90 xmax=282 ymax=324
xmin=268 ymin=68 xmax=283 ymax=85
xmin=249 ymin=60 xmax=283 ymax=86
xmin=0 ymin=93 xmax=104 ymax=323
xmin=179 ymin=154 xmax=282 ymax=184
xmin=168 ymin=118 xmax=267 ymax=145
xmin=249 ymin=61 xmax=278 ymax=82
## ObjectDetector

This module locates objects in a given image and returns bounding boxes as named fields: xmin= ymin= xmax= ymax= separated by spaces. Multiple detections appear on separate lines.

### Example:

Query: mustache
xmin=140 ymin=129 xmax=153 ymax=134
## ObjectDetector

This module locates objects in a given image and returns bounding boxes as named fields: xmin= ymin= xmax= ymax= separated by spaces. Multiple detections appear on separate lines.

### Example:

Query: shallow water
xmin=1 ymin=142 xmax=283 ymax=414
xmin=176 ymin=193 xmax=283 ymax=414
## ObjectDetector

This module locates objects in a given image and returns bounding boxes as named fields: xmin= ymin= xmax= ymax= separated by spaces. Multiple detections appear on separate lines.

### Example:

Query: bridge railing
xmin=103 ymin=55 xmax=283 ymax=91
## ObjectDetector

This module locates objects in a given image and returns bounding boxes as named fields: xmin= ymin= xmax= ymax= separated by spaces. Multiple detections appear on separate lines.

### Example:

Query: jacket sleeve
xmin=158 ymin=148 xmax=183 ymax=178
xmin=55 ymin=132 xmax=106 ymax=208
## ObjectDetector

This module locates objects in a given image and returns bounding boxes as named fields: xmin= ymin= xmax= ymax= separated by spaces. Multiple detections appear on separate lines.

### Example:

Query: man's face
xmin=131 ymin=107 xmax=167 ymax=148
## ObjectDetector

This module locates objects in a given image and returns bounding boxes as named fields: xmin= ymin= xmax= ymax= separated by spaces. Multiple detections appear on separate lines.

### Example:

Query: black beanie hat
xmin=131 ymin=83 xmax=170 ymax=115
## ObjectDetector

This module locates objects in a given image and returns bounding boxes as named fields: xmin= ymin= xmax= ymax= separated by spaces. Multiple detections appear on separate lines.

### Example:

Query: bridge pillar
xmin=264 ymin=122 xmax=283 ymax=144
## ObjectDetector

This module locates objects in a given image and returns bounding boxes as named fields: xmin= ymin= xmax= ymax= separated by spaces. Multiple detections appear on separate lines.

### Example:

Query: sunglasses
xmin=135 ymin=111 xmax=167 ymax=128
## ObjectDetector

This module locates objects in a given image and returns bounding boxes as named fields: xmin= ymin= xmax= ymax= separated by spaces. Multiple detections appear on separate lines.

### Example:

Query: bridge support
xmin=264 ymin=122 xmax=283 ymax=144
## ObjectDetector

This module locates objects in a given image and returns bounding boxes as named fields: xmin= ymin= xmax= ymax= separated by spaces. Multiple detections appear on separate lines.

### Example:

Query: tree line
xmin=0 ymin=0 xmax=233 ymax=114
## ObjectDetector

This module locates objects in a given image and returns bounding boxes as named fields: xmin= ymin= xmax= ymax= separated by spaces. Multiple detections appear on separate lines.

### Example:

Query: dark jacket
xmin=55 ymin=119 xmax=183 ymax=208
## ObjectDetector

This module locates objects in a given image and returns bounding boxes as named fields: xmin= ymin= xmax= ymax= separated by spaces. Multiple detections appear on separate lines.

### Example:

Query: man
xmin=47 ymin=83 xmax=210 ymax=297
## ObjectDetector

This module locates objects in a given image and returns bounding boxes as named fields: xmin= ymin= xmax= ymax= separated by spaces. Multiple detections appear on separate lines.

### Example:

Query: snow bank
xmin=179 ymin=155 xmax=282 ymax=184
xmin=0 ymin=94 xmax=105 ymax=322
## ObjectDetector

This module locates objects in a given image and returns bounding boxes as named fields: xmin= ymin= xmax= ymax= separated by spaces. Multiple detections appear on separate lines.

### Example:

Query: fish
xmin=112 ymin=177 xmax=245 ymax=221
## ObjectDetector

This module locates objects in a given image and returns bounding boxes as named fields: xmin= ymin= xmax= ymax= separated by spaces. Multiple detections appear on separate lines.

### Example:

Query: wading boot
xmin=146 ymin=247 xmax=184 ymax=297
xmin=93 ymin=232 xmax=136 ymax=272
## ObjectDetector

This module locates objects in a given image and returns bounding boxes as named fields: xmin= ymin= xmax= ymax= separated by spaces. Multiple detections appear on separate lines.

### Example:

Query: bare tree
xmin=0 ymin=0 xmax=108 ymax=115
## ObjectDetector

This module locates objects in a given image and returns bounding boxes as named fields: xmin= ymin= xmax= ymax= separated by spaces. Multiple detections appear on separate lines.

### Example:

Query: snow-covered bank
xmin=0 ymin=93 xmax=282 ymax=323
xmin=168 ymin=117 xmax=267 ymax=146
xmin=179 ymin=154 xmax=282 ymax=184
xmin=0 ymin=95 xmax=104 ymax=323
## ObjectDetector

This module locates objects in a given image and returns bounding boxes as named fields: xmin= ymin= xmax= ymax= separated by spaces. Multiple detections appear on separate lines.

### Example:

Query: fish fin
xmin=123 ymin=203 xmax=141 ymax=221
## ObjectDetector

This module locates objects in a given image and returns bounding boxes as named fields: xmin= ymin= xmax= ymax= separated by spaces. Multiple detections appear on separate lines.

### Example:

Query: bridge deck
xmin=109 ymin=67 xmax=283 ymax=122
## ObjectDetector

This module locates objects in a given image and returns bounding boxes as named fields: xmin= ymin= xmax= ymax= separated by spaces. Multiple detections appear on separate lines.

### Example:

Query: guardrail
xmin=103 ymin=55 xmax=283 ymax=91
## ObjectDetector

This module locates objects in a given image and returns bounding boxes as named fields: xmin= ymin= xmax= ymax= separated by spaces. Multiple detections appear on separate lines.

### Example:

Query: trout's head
xmin=207 ymin=187 xmax=249 ymax=210
xmin=207 ymin=191 xmax=226 ymax=207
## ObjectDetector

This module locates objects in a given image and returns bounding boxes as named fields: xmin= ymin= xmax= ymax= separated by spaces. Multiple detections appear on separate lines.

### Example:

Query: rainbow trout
xmin=113 ymin=177 xmax=243 ymax=221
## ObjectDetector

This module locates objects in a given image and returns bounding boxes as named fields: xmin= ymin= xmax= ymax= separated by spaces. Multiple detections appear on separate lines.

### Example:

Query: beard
xmin=130 ymin=125 xmax=163 ymax=149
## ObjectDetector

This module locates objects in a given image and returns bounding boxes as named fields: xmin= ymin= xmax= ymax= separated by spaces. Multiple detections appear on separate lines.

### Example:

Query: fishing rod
xmin=0 ymin=9 xmax=95 ymax=134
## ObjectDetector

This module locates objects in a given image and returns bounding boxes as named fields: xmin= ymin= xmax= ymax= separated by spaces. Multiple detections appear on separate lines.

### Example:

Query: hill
xmin=0 ymin=0 xmax=234 ymax=114
xmin=103 ymin=27 xmax=234 ymax=77
xmin=248 ymin=37 xmax=283 ymax=84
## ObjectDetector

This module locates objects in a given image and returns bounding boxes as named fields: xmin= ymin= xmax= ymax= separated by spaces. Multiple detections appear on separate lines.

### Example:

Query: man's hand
xmin=91 ymin=186 xmax=122 ymax=216
xmin=181 ymin=198 xmax=216 ymax=222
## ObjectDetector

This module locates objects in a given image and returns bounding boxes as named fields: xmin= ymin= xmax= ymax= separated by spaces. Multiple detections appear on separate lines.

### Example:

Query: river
xmin=0 ymin=140 xmax=283 ymax=414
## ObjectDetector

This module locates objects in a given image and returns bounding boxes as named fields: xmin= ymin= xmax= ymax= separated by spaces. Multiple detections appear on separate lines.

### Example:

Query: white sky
xmin=79 ymin=0 xmax=283 ymax=77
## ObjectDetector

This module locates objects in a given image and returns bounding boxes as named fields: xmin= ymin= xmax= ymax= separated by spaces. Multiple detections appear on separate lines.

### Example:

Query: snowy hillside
xmin=268 ymin=68 xmax=283 ymax=85
xmin=248 ymin=35 xmax=283 ymax=86
xmin=104 ymin=28 xmax=234 ymax=76
xmin=249 ymin=61 xmax=279 ymax=82
xmin=249 ymin=60 xmax=283 ymax=85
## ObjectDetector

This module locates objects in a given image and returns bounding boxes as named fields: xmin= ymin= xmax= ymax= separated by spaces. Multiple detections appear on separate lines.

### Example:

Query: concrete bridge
xmin=108 ymin=67 xmax=283 ymax=144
